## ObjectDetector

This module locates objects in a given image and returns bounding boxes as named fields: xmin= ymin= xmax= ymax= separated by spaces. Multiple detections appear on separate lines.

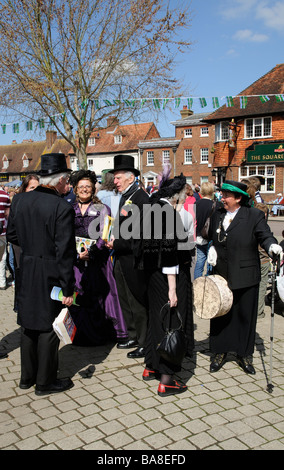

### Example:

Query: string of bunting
xmin=1 ymin=93 xmax=284 ymax=135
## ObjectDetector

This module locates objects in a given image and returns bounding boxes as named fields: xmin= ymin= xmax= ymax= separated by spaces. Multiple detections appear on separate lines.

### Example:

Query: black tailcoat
xmin=7 ymin=186 xmax=76 ymax=331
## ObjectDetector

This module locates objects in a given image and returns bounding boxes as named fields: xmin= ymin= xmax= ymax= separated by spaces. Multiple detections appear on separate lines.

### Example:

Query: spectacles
xmin=77 ymin=185 xmax=92 ymax=190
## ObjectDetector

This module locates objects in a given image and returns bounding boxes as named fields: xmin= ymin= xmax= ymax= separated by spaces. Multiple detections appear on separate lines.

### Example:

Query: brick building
xmin=138 ymin=107 xmax=215 ymax=188
xmin=205 ymin=63 xmax=284 ymax=201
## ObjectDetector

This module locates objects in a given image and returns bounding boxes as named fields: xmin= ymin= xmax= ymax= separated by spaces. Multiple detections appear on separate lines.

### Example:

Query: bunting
xmin=1 ymin=93 xmax=284 ymax=136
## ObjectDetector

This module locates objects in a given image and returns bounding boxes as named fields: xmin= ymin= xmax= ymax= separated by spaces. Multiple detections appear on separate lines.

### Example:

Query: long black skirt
xmin=210 ymin=284 xmax=259 ymax=357
xmin=145 ymin=265 xmax=194 ymax=375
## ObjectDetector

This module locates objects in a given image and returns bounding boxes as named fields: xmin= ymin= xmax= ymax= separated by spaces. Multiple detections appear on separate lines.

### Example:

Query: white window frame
xmin=2 ymin=156 xmax=8 ymax=169
xmin=88 ymin=137 xmax=96 ymax=146
xmin=22 ymin=156 xmax=29 ymax=168
xmin=215 ymin=122 xmax=229 ymax=142
xmin=244 ymin=117 xmax=272 ymax=139
xmin=184 ymin=149 xmax=192 ymax=164
xmin=184 ymin=128 xmax=192 ymax=138
xmin=87 ymin=158 xmax=94 ymax=170
xmin=200 ymin=148 xmax=209 ymax=164
xmin=162 ymin=150 xmax=170 ymax=164
xmin=239 ymin=165 xmax=275 ymax=193
xmin=114 ymin=135 xmax=122 ymax=144
xmin=147 ymin=151 xmax=154 ymax=166
xmin=200 ymin=127 xmax=209 ymax=137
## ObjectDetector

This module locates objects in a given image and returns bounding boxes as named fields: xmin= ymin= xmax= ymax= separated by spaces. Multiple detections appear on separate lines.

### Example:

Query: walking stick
xmin=267 ymin=255 xmax=280 ymax=393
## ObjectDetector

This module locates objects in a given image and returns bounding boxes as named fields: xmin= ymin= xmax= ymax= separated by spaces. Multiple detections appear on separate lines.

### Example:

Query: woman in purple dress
xmin=69 ymin=170 xmax=127 ymax=346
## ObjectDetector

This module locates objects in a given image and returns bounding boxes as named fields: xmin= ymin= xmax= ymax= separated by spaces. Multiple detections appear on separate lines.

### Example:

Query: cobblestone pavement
xmin=0 ymin=282 xmax=283 ymax=451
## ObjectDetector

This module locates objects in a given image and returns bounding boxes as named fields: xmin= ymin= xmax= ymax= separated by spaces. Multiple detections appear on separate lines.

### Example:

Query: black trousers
xmin=20 ymin=327 xmax=60 ymax=386
xmin=114 ymin=259 xmax=148 ymax=347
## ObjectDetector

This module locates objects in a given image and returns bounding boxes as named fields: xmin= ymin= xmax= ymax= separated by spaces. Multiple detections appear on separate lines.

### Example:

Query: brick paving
xmin=0 ymin=281 xmax=283 ymax=451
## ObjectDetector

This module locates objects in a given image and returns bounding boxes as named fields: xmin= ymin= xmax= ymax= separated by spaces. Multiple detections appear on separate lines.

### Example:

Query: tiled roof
xmin=0 ymin=137 xmax=71 ymax=174
xmin=171 ymin=112 xmax=211 ymax=126
xmin=86 ymin=122 xmax=159 ymax=154
xmin=205 ymin=64 xmax=284 ymax=122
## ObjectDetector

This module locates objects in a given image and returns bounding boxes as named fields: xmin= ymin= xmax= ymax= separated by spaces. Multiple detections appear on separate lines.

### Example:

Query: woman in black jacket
xmin=137 ymin=173 xmax=195 ymax=397
xmin=207 ymin=180 xmax=281 ymax=375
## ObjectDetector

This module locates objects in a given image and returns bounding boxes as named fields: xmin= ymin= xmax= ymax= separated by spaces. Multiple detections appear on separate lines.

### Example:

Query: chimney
xmin=180 ymin=105 xmax=193 ymax=119
xmin=106 ymin=116 xmax=119 ymax=129
xmin=46 ymin=130 xmax=57 ymax=149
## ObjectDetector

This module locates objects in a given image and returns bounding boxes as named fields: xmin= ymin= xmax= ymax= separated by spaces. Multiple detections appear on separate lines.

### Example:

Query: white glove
xmin=268 ymin=244 xmax=282 ymax=257
xmin=207 ymin=246 xmax=217 ymax=266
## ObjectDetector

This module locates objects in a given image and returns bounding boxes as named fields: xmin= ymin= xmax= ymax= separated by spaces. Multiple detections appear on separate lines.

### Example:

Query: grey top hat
xmin=38 ymin=153 xmax=71 ymax=176
xmin=109 ymin=154 xmax=140 ymax=176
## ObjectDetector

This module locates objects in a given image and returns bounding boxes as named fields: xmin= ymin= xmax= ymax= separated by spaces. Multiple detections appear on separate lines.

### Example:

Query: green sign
xmin=247 ymin=143 xmax=284 ymax=163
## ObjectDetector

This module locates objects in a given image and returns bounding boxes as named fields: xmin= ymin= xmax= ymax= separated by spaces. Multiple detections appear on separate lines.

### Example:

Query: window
xmin=215 ymin=122 xmax=229 ymax=142
xmin=245 ymin=117 xmax=272 ymax=139
xmin=114 ymin=135 xmax=122 ymax=144
xmin=2 ymin=156 xmax=9 ymax=169
xmin=147 ymin=151 xmax=154 ymax=166
xmin=201 ymin=176 xmax=209 ymax=184
xmin=239 ymin=165 xmax=275 ymax=192
xmin=200 ymin=127 xmax=209 ymax=137
xmin=88 ymin=137 xmax=95 ymax=146
xmin=184 ymin=149 xmax=192 ymax=164
xmin=200 ymin=148 xmax=209 ymax=163
xmin=184 ymin=128 xmax=192 ymax=138
xmin=87 ymin=158 xmax=94 ymax=170
xmin=162 ymin=150 xmax=170 ymax=164
xmin=22 ymin=156 xmax=29 ymax=168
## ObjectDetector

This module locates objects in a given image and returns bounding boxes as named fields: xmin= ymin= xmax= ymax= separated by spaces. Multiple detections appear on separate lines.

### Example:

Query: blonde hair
xmin=200 ymin=182 xmax=214 ymax=197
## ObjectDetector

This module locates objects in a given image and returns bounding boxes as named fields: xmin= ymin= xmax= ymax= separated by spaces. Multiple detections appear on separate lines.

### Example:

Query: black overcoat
xmin=209 ymin=205 xmax=277 ymax=290
xmin=7 ymin=186 xmax=76 ymax=331
xmin=113 ymin=184 xmax=150 ymax=306
xmin=208 ymin=204 xmax=278 ymax=356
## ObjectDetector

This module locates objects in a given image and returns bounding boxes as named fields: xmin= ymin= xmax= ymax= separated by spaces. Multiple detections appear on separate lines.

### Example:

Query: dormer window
xmin=114 ymin=135 xmax=122 ymax=144
xmin=22 ymin=155 xmax=29 ymax=168
xmin=2 ymin=155 xmax=9 ymax=169
xmin=88 ymin=137 xmax=95 ymax=146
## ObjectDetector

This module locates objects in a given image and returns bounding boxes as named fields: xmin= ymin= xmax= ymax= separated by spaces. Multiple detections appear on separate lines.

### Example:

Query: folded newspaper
xmin=52 ymin=308 xmax=77 ymax=345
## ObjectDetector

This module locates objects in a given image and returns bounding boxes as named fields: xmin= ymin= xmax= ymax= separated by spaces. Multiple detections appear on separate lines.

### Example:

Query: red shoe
xmin=157 ymin=381 xmax=187 ymax=397
xmin=142 ymin=368 xmax=160 ymax=381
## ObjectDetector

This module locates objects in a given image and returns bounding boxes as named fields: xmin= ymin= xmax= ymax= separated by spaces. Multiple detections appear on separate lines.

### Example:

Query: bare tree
xmin=0 ymin=0 xmax=192 ymax=168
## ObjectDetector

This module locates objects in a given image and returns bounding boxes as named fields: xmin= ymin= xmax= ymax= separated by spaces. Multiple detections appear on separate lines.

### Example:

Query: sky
xmin=0 ymin=0 xmax=284 ymax=145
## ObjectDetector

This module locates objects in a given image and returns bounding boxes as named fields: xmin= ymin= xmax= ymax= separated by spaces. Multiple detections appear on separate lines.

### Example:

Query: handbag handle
xmin=159 ymin=302 xmax=183 ymax=332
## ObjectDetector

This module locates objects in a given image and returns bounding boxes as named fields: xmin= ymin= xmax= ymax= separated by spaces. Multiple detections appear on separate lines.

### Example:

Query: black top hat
xmin=109 ymin=154 xmax=140 ymax=176
xmin=38 ymin=153 xmax=71 ymax=176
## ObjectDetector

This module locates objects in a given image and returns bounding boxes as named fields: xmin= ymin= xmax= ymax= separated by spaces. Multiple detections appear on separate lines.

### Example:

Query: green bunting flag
xmin=199 ymin=97 xmax=207 ymax=108
xmin=259 ymin=95 xmax=270 ymax=103
xmin=163 ymin=99 xmax=169 ymax=109
xmin=153 ymin=99 xmax=160 ymax=109
xmin=226 ymin=96 xmax=234 ymax=107
xmin=212 ymin=97 xmax=220 ymax=109
xmin=104 ymin=100 xmax=113 ymax=106
xmin=1 ymin=124 xmax=6 ymax=134
xmin=38 ymin=119 xmax=45 ymax=129
xmin=187 ymin=98 xmax=193 ymax=109
xmin=13 ymin=123 xmax=19 ymax=133
xmin=26 ymin=121 xmax=33 ymax=131
xmin=275 ymin=94 xmax=284 ymax=102
xmin=140 ymin=99 xmax=147 ymax=108
xmin=240 ymin=96 xmax=248 ymax=109
xmin=175 ymin=98 xmax=181 ymax=108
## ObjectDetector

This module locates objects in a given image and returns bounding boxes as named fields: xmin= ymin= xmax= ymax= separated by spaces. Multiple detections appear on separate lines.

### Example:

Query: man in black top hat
xmin=7 ymin=153 xmax=77 ymax=395
xmin=107 ymin=155 xmax=149 ymax=358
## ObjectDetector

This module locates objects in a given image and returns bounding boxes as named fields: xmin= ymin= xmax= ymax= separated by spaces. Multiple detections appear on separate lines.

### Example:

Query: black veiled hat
xmin=69 ymin=169 xmax=97 ymax=187
xmin=150 ymin=173 xmax=187 ymax=203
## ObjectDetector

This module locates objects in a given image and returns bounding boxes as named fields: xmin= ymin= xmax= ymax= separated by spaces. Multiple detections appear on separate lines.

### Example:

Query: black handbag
xmin=156 ymin=303 xmax=187 ymax=366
